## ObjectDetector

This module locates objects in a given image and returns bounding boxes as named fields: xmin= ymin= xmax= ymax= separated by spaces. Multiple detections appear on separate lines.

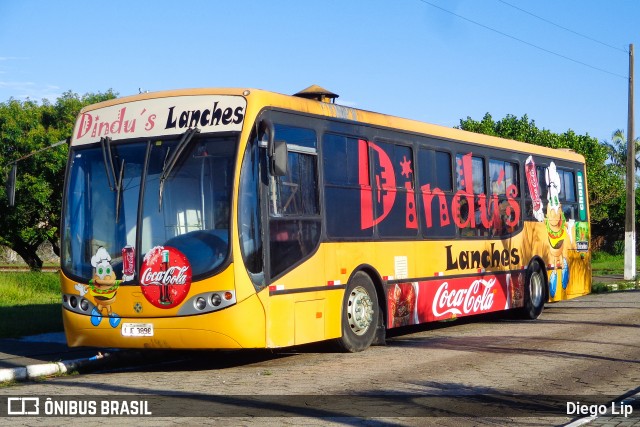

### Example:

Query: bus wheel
xmin=519 ymin=261 xmax=546 ymax=320
xmin=336 ymin=272 xmax=380 ymax=352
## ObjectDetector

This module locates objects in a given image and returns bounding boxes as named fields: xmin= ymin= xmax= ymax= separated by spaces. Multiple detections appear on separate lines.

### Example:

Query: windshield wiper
xmin=100 ymin=136 xmax=126 ymax=222
xmin=100 ymin=137 xmax=116 ymax=191
xmin=158 ymin=127 xmax=200 ymax=209
xmin=115 ymin=159 xmax=125 ymax=222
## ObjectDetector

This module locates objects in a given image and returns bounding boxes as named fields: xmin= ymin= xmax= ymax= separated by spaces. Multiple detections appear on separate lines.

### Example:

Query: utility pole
xmin=625 ymin=43 xmax=636 ymax=281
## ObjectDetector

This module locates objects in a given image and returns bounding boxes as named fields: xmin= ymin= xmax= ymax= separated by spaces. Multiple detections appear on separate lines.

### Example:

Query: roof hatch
xmin=293 ymin=85 xmax=339 ymax=103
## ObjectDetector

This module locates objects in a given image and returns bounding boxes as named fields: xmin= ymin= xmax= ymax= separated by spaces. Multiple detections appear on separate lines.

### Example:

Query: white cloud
xmin=0 ymin=57 xmax=60 ymax=101
xmin=0 ymin=81 xmax=62 ymax=101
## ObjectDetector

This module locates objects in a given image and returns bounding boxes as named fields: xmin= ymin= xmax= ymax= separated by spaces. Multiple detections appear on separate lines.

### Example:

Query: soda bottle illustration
xmin=160 ymin=249 xmax=172 ymax=305
xmin=525 ymin=156 xmax=544 ymax=222
xmin=122 ymin=245 xmax=135 ymax=281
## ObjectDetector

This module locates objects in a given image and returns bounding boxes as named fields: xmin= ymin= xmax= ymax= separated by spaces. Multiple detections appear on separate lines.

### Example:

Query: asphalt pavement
xmin=1 ymin=276 xmax=638 ymax=425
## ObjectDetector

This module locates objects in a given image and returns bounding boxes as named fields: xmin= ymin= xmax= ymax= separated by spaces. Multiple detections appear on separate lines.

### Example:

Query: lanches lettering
xmin=165 ymin=102 xmax=244 ymax=129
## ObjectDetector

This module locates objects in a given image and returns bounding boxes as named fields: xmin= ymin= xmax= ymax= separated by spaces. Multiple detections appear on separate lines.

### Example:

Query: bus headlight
xmin=195 ymin=297 xmax=207 ymax=311
xmin=62 ymin=293 xmax=97 ymax=315
xmin=178 ymin=290 xmax=236 ymax=316
xmin=211 ymin=293 xmax=222 ymax=306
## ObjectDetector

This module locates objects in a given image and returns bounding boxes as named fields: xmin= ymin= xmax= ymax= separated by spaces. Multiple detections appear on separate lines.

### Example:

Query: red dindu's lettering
xmin=358 ymin=145 xmax=521 ymax=233
xmin=450 ymin=153 xmax=520 ymax=230
xmin=405 ymin=181 xmax=418 ymax=229
xmin=76 ymin=107 xmax=155 ymax=139
xmin=359 ymin=139 xmax=373 ymax=229
xmin=360 ymin=140 xmax=395 ymax=229
xmin=359 ymin=140 xmax=418 ymax=230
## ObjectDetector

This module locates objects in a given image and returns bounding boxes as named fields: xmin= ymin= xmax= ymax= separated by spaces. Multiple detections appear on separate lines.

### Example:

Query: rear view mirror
xmin=259 ymin=119 xmax=288 ymax=176
xmin=271 ymin=140 xmax=288 ymax=176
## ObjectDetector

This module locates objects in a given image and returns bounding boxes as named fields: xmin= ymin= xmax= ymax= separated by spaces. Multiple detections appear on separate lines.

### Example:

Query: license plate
xmin=121 ymin=323 xmax=154 ymax=337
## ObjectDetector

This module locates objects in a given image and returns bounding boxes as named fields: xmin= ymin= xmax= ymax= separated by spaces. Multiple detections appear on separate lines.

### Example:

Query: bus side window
xmin=489 ymin=159 xmax=520 ymax=236
xmin=269 ymin=124 xmax=321 ymax=279
xmin=456 ymin=154 xmax=488 ymax=238
xmin=373 ymin=141 xmax=418 ymax=238
xmin=323 ymin=133 xmax=373 ymax=238
xmin=560 ymin=170 xmax=577 ymax=220
xmin=417 ymin=148 xmax=455 ymax=238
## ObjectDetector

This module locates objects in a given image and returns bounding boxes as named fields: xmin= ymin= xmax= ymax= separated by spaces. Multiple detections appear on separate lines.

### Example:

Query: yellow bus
xmin=60 ymin=85 xmax=591 ymax=352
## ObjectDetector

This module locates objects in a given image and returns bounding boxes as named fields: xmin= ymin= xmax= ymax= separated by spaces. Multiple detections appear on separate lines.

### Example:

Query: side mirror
xmin=259 ymin=119 xmax=288 ymax=176
xmin=271 ymin=140 xmax=288 ymax=176
xmin=6 ymin=162 xmax=17 ymax=207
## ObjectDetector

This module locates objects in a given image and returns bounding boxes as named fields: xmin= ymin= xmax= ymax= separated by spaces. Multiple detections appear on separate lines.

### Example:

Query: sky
xmin=0 ymin=0 xmax=637 ymax=145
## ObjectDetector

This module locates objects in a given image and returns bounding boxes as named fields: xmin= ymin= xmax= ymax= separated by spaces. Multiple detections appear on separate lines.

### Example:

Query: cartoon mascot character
xmin=85 ymin=247 xmax=121 ymax=327
xmin=542 ymin=163 xmax=574 ymax=297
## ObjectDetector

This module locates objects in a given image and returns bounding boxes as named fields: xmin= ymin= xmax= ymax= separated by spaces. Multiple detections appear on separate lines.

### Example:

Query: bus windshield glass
xmin=62 ymin=134 xmax=237 ymax=282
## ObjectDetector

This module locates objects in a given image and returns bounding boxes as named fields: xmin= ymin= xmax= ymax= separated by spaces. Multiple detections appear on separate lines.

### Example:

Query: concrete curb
xmin=0 ymin=352 xmax=113 ymax=383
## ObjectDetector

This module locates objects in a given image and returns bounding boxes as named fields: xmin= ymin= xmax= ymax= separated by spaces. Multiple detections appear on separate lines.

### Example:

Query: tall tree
xmin=602 ymin=129 xmax=640 ymax=172
xmin=0 ymin=90 xmax=117 ymax=270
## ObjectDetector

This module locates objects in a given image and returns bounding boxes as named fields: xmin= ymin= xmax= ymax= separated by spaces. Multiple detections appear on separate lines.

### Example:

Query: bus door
xmin=240 ymin=119 xmax=328 ymax=346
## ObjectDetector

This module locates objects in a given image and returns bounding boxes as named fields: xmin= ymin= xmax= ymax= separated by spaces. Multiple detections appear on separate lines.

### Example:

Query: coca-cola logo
xmin=432 ymin=278 xmax=496 ymax=318
xmin=140 ymin=246 xmax=191 ymax=309
xmin=141 ymin=266 xmax=190 ymax=286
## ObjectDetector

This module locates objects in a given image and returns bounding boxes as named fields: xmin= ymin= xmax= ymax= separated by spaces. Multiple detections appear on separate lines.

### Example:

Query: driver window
xmin=269 ymin=124 xmax=321 ymax=279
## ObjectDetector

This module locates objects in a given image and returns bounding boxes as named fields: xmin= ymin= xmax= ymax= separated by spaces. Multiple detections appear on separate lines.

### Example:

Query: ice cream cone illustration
xmin=544 ymin=162 xmax=570 ymax=296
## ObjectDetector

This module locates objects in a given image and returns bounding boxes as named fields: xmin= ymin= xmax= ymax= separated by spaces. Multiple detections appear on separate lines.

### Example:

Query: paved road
xmin=1 ymin=290 xmax=639 ymax=426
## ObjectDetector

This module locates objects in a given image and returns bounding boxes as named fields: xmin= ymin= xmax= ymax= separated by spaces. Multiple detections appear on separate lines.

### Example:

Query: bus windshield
xmin=62 ymin=134 xmax=237 ymax=282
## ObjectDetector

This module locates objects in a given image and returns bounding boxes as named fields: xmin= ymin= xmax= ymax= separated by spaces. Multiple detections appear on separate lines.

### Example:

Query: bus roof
xmin=76 ymin=87 xmax=586 ymax=163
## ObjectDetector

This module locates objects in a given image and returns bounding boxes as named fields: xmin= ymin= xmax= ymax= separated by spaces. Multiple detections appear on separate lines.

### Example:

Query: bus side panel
xmin=258 ymin=245 xmax=348 ymax=348
xmin=260 ymin=287 xmax=344 ymax=348
xmin=259 ymin=246 xmax=343 ymax=348
xmin=385 ymin=272 xmax=517 ymax=328
xmin=263 ymin=292 xmax=295 ymax=348
xmin=520 ymin=221 xmax=591 ymax=301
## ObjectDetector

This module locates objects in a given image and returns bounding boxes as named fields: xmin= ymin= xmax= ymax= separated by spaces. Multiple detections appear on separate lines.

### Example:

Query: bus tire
xmin=335 ymin=271 xmax=380 ymax=353
xmin=519 ymin=261 xmax=546 ymax=320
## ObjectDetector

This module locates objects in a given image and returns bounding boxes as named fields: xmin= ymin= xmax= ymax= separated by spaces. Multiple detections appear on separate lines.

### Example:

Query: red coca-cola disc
xmin=140 ymin=246 xmax=192 ymax=309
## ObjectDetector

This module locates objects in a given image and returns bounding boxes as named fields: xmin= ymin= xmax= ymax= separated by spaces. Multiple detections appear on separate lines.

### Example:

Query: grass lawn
xmin=591 ymin=252 xmax=640 ymax=276
xmin=0 ymin=272 xmax=63 ymax=338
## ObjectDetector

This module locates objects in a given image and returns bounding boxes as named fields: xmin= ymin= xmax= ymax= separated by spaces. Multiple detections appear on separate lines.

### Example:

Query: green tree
xmin=0 ymin=90 xmax=117 ymax=270
xmin=602 ymin=129 xmax=640 ymax=172
xmin=457 ymin=114 xmax=624 ymax=235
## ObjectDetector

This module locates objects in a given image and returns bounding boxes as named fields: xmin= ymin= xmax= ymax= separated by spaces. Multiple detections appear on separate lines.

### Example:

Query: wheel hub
xmin=347 ymin=286 xmax=374 ymax=335
xmin=530 ymin=272 xmax=543 ymax=307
